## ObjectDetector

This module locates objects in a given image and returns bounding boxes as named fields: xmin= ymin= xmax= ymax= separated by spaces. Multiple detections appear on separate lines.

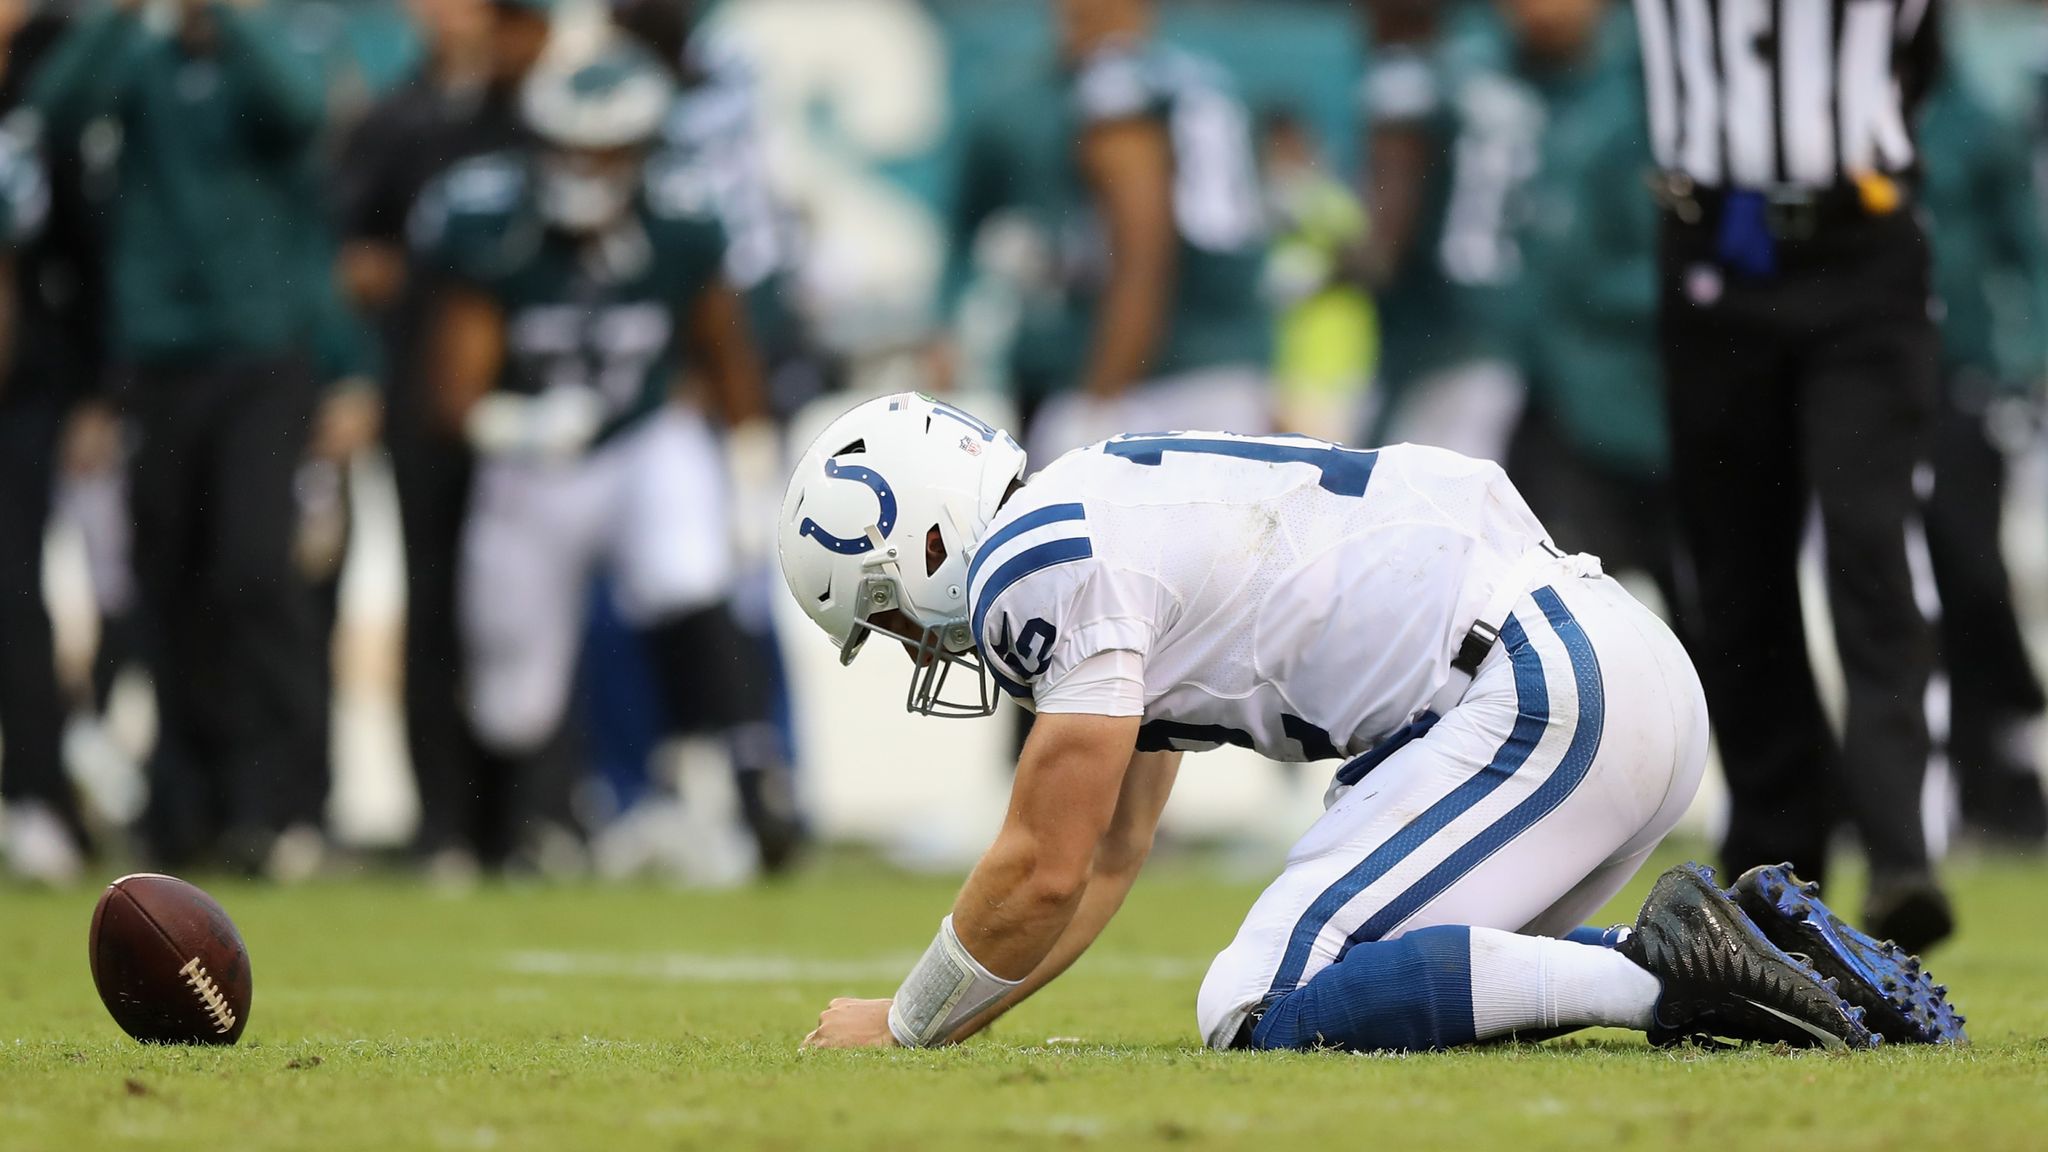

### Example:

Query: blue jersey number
xmin=991 ymin=616 xmax=1059 ymax=681
xmin=1103 ymin=435 xmax=1378 ymax=497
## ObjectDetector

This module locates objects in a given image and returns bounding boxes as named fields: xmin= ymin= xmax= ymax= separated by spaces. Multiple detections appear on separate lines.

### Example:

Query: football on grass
xmin=89 ymin=874 xmax=252 ymax=1045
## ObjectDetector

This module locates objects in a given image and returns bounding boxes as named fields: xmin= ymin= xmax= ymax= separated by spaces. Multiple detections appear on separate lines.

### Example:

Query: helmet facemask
xmin=842 ymin=572 xmax=1000 ymax=718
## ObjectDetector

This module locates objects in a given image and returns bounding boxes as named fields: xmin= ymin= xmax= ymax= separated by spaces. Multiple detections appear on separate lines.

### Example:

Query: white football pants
xmin=460 ymin=404 xmax=734 ymax=754
xmin=1196 ymin=570 xmax=1708 ymax=1047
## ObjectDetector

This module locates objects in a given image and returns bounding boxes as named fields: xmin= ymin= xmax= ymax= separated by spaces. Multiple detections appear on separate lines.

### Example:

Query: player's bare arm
xmin=802 ymin=716 xmax=1157 ymax=1049
xmin=1077 ymin=116 xmax=1174 ymax=400
xmin=428 ymin=284 xmax=506 ymax=433
xmin=684 ymin=276 xmax=768 ymax=427
xmin=950 ymin=746 xmax=1181 ymax=1041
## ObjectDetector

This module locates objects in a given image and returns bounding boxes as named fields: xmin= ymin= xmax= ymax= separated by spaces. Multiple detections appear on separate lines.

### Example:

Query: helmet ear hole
xmin=925 ymin=524 xmax=947 ymax=577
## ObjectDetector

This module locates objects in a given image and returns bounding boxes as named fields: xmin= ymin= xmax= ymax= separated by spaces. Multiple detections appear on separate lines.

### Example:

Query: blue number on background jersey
xmin=1103 ymin=435 xmax=1379 ymax=497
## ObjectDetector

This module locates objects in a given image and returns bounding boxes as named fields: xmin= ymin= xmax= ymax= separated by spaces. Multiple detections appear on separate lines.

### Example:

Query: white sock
xmin=1465 ymin=927 xmax=1660 ymax=1039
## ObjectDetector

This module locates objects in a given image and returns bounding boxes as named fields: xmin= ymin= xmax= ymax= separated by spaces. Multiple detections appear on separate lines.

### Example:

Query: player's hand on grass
xmin=801 ymin=998 xmax=898 ymax=1050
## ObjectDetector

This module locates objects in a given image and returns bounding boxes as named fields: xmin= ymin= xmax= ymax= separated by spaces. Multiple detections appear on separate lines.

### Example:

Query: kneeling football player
xmin=411 ymin=42 xmax=801 ymax=873
xmin=781 ymin=394 xmax=1965 ymax=1051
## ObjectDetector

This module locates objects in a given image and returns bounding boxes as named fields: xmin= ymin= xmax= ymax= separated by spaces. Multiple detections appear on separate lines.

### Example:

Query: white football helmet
xmin=522 ymin=41 xmax=676 ymax=233
xmin=779 ymin=394 xmax=1029 ymax=716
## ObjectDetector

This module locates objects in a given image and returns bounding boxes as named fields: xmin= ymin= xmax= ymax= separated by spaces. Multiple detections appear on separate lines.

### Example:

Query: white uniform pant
xmin=1196 ymin=572 xmax=1708 ymax=1047
xmin=1025 ymin=365 xmax=1270 ymax=467
xmin=461 ymin=405 xmax=734 ymax=754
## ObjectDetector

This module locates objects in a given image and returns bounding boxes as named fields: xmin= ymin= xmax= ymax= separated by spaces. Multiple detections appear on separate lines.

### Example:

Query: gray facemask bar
xmin=840 ymin=574 xmax=999 ymax=718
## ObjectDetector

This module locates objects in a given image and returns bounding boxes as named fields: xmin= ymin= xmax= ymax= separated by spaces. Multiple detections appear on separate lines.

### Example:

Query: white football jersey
xmin=964 ymin=433 xmax=1557 ymax=760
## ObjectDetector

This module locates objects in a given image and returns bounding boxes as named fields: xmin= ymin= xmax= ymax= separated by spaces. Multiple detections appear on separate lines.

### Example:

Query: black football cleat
xmin=1619 ymin=862 xmax=1877 ymax=1050
xmin=1730 ymin=864 xmax=1968 ymax=1045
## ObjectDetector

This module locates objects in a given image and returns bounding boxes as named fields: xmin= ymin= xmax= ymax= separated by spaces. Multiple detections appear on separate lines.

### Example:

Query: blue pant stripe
xmin=1334 ymin=585 xmax=1606 ymax=956
xmin=1263 ymin=609 xmax=1551 ymax=997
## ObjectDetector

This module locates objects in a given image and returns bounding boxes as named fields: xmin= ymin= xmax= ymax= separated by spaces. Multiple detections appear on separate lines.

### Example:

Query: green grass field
xmin=3 ymin=846 xmax=2045 ymax=1151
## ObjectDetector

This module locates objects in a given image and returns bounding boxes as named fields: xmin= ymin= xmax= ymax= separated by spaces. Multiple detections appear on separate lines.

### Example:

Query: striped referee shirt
xmin=1633 ymin=0 xmax=1942 ymax=189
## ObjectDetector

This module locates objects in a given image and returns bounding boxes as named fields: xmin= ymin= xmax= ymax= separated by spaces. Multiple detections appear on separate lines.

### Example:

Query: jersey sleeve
xmin=642 ymin=150 xmax=732 ymax=299
xmin=1071 ymin=45 xmax=1168 ymax=126
xmin=966 ymin=501 xmax=1158 ymax=707
xmin=407 ymin=155 xmax=528 ymax=291
xmin=0 ymin=128 xmax=48 ymax=247
xmin=1034 ymin=649 xmax=1146 ymax=717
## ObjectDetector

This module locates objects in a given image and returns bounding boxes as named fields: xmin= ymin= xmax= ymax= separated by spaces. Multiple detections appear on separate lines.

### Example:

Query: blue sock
xmin=1251 ymin=926 xmax=1477 ymax=1051
xmin=1564 ymin=924 xmax=1631 ymax=949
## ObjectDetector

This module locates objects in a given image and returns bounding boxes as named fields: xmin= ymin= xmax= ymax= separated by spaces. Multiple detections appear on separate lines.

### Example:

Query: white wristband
xmin=887 ymin=915 xmax=1022 ymax=1048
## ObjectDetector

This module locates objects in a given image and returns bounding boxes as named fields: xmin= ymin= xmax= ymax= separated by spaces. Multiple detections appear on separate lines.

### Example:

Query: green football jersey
xmin=1921 ymin=70 xmax=2048 ymax=389
xmin=1065 ymin=40 xmax=1272 ymax=382
xmin=1367 ymin=19 xmax=1539 ymax=398
xmin=411 ymin=150 xmax=728 ymax=441
xmin=1507 ymin=11 xmax=1666 ymax=478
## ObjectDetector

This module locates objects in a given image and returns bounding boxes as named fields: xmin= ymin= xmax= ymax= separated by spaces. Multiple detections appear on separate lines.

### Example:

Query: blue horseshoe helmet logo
xmin=798 ymin=457 xmax=898 ymax=555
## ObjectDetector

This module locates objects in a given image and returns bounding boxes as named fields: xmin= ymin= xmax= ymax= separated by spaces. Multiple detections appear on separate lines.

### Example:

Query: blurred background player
xmin=0 ymin=48 xmax=69 ymax=880
xmin=334 ymin=0 xmax=551 ymax=877
xmin=1919 ymin=58 xmax=2048 ymax=850
xmin=1016 ymin=0 xmax=1272 ymax=463
xmin=1355 ymin=0 xmax=1530 ymax=463
xmin=1636 ymin=0 xmax=1951 ymax=949
xmin=1259 ymin=107 xmax=1376 ymax=445
xmin=603 ymin=0 xmax=809 ymax=876
xmin=412 ymin=40 xmax=799 ymax=875
xmin=1489 ymin=0 xmax=1674 ymax=606
xmin=30 ymin=0 xmax=345 ymax=873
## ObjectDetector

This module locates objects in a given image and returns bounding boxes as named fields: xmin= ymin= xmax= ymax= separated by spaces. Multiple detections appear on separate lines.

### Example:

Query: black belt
xmin=1648 ymin=172 xmax=1906 ymax=240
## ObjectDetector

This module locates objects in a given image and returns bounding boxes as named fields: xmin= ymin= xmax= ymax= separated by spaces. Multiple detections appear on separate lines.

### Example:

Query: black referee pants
xmin=126 ymin=355 xmax=325 ymax=867
xmin=0 ymin=391 xmax=77 ymax=830
xmin=1658 ymin=209 xmax=1939 ymax=888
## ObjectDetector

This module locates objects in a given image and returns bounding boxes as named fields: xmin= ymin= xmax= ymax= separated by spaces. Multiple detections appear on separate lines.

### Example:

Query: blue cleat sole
xmin=1731 ymin=864 xmax=1968 ymax=1045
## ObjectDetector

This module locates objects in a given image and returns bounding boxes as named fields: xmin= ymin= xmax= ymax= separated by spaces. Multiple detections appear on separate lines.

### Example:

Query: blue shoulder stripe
xmin=969 ymin=536 xmax=1094 ymax=661
xmin=966 ymin=502 xmax=1087 ymax=596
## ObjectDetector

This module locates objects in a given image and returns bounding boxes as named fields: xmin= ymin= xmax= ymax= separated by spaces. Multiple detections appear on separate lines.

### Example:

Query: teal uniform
xmin=1066 ymin=41 xmax=1271 ymax=383
xmin=30 ymin=1 xmax=329 ymax=362
xmin=1367 ymin=19 xmax=1539 ymax=401
xmin=411 ymin=151 xmax=729 ymax=444
xmin=938 ymin=34 xmax=1270 ymax=403
xmin=1921 ymin=73 xmax=2048 ymax=392
xmin=1507 ymin=11 xmax=1664 ymax=478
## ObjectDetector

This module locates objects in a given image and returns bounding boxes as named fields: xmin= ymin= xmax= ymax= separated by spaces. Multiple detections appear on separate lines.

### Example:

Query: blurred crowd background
xmin=1 ymin=0 xmax=2046 ymax=889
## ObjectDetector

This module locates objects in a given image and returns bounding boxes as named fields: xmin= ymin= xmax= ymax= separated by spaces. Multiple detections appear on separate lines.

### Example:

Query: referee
xmin=1634 ymin=0 xmax=1951 ymax=951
